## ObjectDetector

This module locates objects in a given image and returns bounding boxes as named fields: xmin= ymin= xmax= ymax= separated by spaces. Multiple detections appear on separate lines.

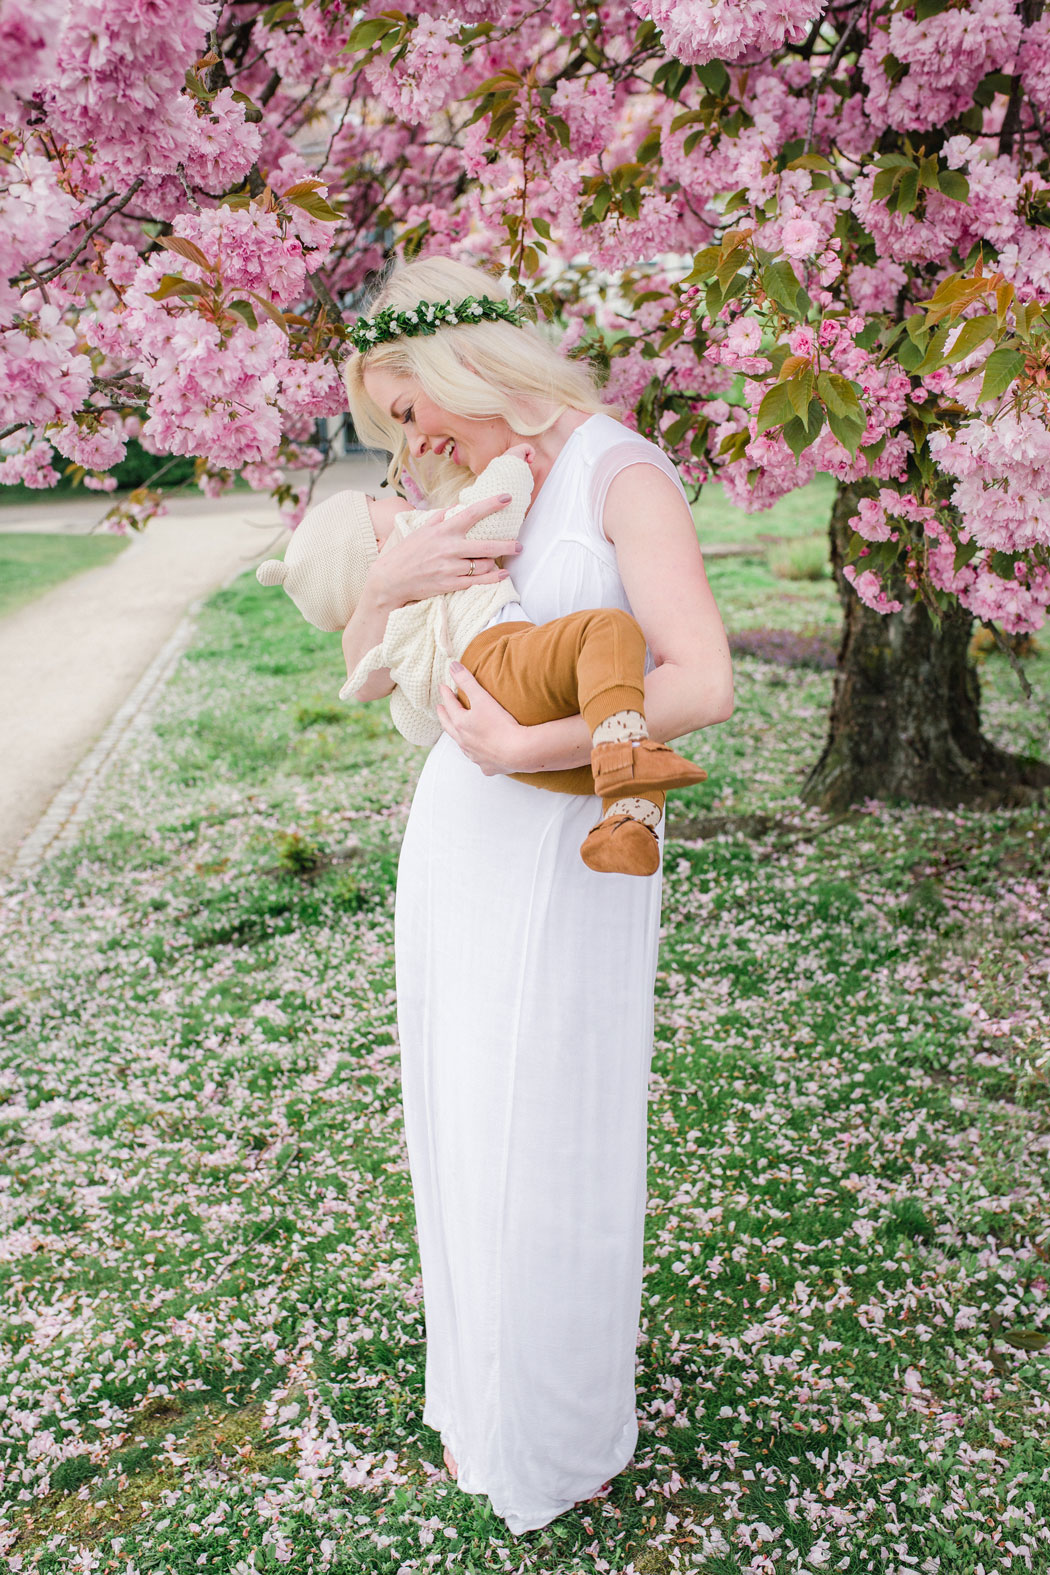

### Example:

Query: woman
xmin=340 ymin=257 xmax=733 ymax=1535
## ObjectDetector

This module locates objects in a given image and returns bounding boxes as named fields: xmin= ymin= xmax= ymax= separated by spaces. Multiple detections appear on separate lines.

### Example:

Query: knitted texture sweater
xmin=339 ymin=453 xmax=534 ymax=746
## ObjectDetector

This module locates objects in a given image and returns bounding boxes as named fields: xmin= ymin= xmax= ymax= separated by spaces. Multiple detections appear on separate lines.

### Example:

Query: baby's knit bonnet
xmin=256 ymin=489 xmax=377 ymax=632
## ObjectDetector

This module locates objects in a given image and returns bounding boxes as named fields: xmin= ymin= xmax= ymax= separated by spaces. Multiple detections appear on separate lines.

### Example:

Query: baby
xmin=256 ymin=445 xmax=706 ymax=876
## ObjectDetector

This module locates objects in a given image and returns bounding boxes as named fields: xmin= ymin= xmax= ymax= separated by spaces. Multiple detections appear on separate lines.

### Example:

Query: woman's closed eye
xmin=398 ymin=405 xmax=415 ymax=426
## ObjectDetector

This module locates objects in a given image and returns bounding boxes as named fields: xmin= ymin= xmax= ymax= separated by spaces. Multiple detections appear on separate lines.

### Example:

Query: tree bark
xmin=801 ymin=481 xmax=1050 ymax=812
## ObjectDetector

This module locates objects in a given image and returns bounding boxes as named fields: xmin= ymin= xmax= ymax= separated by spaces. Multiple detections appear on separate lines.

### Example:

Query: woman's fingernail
xmin=499 ymin=493 xmax=512 ymax=503
xmin=514 ymin=543 xmax=524 ymax=553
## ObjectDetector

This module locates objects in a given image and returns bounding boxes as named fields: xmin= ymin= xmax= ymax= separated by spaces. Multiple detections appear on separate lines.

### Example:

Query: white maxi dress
xmin=394 ymin=412 xmax=690 ymax=1535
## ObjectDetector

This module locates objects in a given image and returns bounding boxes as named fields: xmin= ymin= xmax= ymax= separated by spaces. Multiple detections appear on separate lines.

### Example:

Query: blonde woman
xmin=341 ymin=257 xmax=733 ymax=1535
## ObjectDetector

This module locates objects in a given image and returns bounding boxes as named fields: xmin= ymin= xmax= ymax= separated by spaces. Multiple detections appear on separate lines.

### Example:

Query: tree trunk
xmin=801 ymin=481 xmax=1050 ymax=812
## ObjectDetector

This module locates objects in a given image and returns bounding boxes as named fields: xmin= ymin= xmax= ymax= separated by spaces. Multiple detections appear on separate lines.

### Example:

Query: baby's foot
xmin=580 ymin=812 xmax=660 ymax=877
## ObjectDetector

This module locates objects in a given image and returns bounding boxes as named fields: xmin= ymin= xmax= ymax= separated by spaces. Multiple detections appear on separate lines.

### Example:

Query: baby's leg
xmin=459 ymin=612 xmax=706 ymax=875
xmin=461 ymin=608 xmax=706 ymax=793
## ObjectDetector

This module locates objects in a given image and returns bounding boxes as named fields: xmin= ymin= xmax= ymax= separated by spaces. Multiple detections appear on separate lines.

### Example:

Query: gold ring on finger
xmin=467 ymin=558 xmax=476 ymax=577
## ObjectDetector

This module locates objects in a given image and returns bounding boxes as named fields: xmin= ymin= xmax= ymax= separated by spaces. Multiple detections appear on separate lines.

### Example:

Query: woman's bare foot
xmin=443 ymin=1444 xmax=458 ymax=1479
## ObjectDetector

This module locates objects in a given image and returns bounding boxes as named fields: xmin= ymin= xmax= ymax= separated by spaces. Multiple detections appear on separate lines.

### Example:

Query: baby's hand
xmin=504 ymin=442 xmax=536 ymax=469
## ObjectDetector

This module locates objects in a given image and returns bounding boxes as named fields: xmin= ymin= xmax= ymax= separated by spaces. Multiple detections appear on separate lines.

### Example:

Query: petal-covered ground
xmin=1 ymin=563 xmax=1047 ymax=1575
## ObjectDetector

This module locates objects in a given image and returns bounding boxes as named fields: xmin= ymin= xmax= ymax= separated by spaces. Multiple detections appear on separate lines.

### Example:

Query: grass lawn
xmin=0 ymin=533 xmax=130 ymax=620
xmin=1 ymin=523 xmax=1048 ymax=1574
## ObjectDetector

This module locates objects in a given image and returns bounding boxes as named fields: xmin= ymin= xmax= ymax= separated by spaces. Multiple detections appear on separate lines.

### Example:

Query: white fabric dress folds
xmin=394 ymin=413 xmax=690 ymax=1535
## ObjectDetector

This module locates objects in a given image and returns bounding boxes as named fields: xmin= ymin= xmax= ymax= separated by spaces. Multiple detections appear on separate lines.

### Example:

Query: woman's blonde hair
xmin=343 ymin=256 xmax=616 ymax=506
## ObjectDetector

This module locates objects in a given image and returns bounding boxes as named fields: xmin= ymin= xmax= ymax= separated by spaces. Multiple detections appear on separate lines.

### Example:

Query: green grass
xmin=1 ymin=552 xmax=1047 ymax=1574
xmin=0 ymin=532 xmax=130 ymax=618
xmin=693 ymin=472 xmax=837 ymax=547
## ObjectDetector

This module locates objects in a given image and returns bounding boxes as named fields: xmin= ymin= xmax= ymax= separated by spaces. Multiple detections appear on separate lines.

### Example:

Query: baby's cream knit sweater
xmin=339 ymin=452 xmax=534 ymax=746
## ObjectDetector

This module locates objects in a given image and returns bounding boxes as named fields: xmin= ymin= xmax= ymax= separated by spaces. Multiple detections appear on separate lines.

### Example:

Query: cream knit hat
xmin=255 ymin=489 xmax=378 ymax=632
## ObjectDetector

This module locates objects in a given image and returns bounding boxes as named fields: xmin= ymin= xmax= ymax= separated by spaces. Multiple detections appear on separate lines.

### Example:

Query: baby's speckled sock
xmin=591 ymin=709 xmax=647 ymax=746
xmin=602 ymin=795 xmax=663 ymax=829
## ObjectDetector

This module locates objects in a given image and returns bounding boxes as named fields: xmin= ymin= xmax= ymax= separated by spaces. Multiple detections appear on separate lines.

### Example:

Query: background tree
xmin=2 ymin=0 xmax=1049 ymax=805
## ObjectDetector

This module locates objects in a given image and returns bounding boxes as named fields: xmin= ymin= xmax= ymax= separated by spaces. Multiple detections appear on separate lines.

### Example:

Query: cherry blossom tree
xmin=3 ymin=0 xmax=1049 ymax=805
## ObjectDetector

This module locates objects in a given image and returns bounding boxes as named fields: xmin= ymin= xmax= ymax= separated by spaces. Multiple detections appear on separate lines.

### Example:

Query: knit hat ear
xmin=256 ymin=560 xmax=288 ymax=586
xmin=253 ymin=490 xmax=379 ymax=632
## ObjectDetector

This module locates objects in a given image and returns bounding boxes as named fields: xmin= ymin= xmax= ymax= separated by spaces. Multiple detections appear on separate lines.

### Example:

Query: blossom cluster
xmin=1 ymin=0 xmax=1050 ymax=627
xmin=632 ymin=0 xmax=825 ymax=65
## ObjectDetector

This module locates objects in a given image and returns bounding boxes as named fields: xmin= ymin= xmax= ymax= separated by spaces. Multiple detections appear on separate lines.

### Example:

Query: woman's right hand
xmin=368 ymin=494 xmax=522 ymax=608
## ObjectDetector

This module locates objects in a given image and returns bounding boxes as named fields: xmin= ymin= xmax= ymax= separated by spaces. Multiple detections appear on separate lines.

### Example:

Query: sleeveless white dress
xmin=394 ymin=412 xmax=690 ymax=1535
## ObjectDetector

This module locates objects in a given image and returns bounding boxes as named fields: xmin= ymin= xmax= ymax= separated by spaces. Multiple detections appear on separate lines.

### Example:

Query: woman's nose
xmin=408 ymin=429 xmax=429 ymax=459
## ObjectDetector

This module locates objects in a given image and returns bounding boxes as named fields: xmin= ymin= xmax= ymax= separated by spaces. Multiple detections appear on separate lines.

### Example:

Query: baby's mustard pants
xmin=458 ymin=606 xmax=664 ymax=810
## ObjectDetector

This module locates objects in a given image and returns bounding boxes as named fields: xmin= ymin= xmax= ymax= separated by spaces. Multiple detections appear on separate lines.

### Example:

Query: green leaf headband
xmin=348 ymin=294 xmax=523 ymax=354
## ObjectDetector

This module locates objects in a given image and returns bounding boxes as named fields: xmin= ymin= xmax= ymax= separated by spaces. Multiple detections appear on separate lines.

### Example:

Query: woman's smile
xmin=361 ymin=364 xmax=515 ymax=475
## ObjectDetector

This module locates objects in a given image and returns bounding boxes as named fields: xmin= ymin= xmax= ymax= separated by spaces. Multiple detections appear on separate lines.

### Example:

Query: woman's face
xmin=362 ymin=364 xmax=518 ymax=476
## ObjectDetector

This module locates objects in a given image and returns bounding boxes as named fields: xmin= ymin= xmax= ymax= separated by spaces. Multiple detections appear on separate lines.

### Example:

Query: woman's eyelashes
xmin=398 ymin=405 xmax=414 ymax=426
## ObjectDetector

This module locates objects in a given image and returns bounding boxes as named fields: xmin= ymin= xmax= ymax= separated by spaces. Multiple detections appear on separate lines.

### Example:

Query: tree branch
xmin=25 ymin=177 xmax=146 ymax=286
xmin=804 ymin=3 xmax=865 ymax=152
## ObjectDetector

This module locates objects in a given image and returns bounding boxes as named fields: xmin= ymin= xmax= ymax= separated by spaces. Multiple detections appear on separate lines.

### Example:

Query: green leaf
xmin=781 ymin=400 xmax=823 ymax=459
xmin=872 ymin=168 xmax=901 ymax=203
xmin=228 ymin=299 xmax=258 ymax=329
xmin=785 ymin=153 xmax=833 ymax=172
xmin=247 ymin=291 xmax=290 ymax=333
xmin=762 ymin=260 xmax=804 ymax=316
xmin=979 ymin=346 xmax=1025 ymax=402
xmin=652 ymin=58 xmax=692 ymax=100
xmin=696 ymin=59 xmax=729 ymax=95
xmin=159 ymin=235 xmax=214 ymax=271
xmin=683 ymin=245 xmax=720 ymax=284
xmin=897 ymin=335 xmax=927 ymax=372
xmin=635 ymin=129 xmax=661 ymax=163
xmin=286 ymin=190 xmax=342 ymax=222
xmin=817 ymin=370 xmax=862 ymax=419
xmin=874 ymin=153 xmax=915 ymax=170
xmin=230 ymin=90 xmax=263 ymax=123
xmin=147 ymin=274 xmax=208 ymax=302
xmin=911 ymin=324 xmax=952 ymax=376
xmin=999 ymin=1330 xmax=1050 ymax=1350
xmin=826 ymin=406 xmax=866 ymax=457
xmin=944 ymin=314 xmax=997 ymax=364
xmin=183 ymin=69 xmax=214 ymax=104
xmin=344 ymin=15 xmax=401 ymax=50
xmin=717 ymin=429 xmax=750 ymax=462
xmin=716 ymin=245 xmax=748 ymax=290
xmin=262 ymin=0 xmax=294 ymax=22
xmin=953 ymin=537 xmax=981 ymax=572
xmin=936 ymin=168 xmax=969 ymax=202
xmin=487 ymin=104 xmax=518 ymax=144
xmin=784 ymin=371 xmax=814 ymax=420
xmin=896 ymin=166 xmax=920 ymax=216
xmin=756 ymin=380 xmax=797 ymax=433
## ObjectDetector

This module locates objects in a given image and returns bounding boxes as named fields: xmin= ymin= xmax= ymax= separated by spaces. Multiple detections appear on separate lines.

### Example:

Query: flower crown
xmin=348 ymin=293 xmax=522 ymax=354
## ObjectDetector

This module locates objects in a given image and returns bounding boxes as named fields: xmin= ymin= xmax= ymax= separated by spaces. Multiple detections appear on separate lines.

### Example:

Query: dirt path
xmin=2 ymin=460 xmax=385 ymax=875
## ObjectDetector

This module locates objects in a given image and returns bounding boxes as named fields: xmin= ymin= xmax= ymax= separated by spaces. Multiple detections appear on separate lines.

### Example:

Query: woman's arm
xmin=438 ymin=463 xmax=734 ymax=774
xmin=341 ymin=493 xmax=523 ymax=702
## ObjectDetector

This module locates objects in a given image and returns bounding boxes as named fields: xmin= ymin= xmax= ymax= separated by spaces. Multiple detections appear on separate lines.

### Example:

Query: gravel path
xmin=2 ymin=459 xmax=385 ymax=875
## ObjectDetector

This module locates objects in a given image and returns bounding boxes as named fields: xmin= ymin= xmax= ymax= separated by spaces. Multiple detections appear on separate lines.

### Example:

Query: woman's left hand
xmin=436 ymin=663 xmax=526 ymax=775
